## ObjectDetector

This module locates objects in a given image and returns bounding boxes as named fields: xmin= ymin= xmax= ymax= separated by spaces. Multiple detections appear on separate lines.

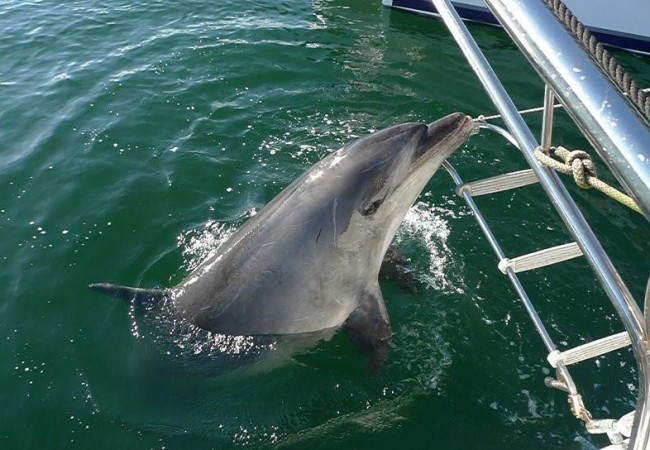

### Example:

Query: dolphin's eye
xmin=361 ymin=199 xmax=383 ymax=216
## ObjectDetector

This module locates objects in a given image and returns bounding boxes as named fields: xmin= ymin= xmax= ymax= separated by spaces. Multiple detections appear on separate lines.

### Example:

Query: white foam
xmin=395 ymin=201 xmax=465 ymax=294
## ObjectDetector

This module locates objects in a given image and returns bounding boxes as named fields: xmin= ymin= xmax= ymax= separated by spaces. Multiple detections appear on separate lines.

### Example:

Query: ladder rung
xmin=498 ymin=242 xmax=583 ymax=274
xmin=547 ymin=331 xmax=632 ymax=367
xmin=456 ymin=169 xmax=539 ymax=197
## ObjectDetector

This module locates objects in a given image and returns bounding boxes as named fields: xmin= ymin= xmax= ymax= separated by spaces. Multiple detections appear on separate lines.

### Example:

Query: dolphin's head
xmin=342 ymin=113 xmax=475 ymax=213
xmin=328 ymin=112 xmax=476 ymax=264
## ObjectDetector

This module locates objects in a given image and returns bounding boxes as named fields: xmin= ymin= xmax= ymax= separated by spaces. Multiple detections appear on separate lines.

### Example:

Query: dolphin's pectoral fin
xmin=380 ymin=247 xmax=417 ymax=293
xmin=344 ymin=285 xmax=392 ymax=369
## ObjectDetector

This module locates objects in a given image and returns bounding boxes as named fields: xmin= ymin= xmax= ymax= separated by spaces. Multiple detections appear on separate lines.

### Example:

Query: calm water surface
xmin=1 ymin=1 xmax=649 ymax=449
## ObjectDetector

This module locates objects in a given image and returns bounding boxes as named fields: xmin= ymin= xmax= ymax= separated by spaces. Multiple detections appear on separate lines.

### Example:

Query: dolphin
xmin=90 ymin=112 xmax=476 ymax=358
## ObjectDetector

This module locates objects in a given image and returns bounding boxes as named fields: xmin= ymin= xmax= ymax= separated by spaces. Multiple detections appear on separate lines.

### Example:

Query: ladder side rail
xmin=443 ymin=161 xmax=580 ymax=400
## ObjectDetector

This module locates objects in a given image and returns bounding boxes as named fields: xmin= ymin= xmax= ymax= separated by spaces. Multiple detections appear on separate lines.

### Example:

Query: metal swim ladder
xmin=427 ymin=0 xmax=650 ymax=448
xmin=444 ymin=143 xmax=638 ymax=448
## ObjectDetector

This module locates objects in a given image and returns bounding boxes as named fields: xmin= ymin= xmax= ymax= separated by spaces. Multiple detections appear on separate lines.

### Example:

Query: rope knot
xmin=564 ymin=149 xmax=596 ymax=188
xmin=534 ymin=145 xmax=642 ymax=214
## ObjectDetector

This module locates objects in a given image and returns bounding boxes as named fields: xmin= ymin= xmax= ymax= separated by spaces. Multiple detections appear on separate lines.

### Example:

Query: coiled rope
xmin=542 ymin=0 xmax=650 ymax=122
xmin=534 ymin=146 xmax=642 ymax=214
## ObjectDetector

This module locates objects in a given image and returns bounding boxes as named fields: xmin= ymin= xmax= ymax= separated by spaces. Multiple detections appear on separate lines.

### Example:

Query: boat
xmin=383 ymin=0 xmax=650 ymax=55
xmin=383 ymin=1 xmax=650 ymax=449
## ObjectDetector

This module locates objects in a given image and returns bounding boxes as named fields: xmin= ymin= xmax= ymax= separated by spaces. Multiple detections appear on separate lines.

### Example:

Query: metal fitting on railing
xmin=586 ymin=412 xmax=635 ymax=445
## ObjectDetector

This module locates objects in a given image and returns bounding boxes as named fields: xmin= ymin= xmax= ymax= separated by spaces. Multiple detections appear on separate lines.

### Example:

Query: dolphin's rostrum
xmin=90 ymin=112 xmax=477 ymax=359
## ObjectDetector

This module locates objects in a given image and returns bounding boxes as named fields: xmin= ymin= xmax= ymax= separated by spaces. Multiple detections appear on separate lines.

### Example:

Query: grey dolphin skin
xmin=90 ymin=112 xmax=476 ymax=359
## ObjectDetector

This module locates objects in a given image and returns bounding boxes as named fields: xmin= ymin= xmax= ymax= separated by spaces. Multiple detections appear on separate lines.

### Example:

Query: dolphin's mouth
xmin=414 ymin=113 xmax=476 ymax=164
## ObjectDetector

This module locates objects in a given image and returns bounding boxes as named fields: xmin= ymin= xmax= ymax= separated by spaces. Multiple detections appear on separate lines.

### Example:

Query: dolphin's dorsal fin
xmin=89 ymin=283 xmax=167 ymax=305
xmin=344 ymin=284 xmax=392 ymax=358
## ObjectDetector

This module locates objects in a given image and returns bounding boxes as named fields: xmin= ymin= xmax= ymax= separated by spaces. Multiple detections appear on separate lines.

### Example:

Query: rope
xmin=475 ymin=90 xmax=649 ymax=122
xmin=476 ymin=103 xmax=563 ymax=122
xmin=542 ymin=0 xmax=650 ymax=122
xmin=535 ymin=146 xmax=643 ymax=214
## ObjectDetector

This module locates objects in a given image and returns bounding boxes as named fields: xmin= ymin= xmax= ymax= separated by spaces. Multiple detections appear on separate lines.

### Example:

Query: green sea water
xmin=1 ymin=1 xmax=649 ymax=449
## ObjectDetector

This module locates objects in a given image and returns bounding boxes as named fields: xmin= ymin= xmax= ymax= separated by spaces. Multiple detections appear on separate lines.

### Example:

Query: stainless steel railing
xmin=428 ymin=0 xmax=650 ymax=448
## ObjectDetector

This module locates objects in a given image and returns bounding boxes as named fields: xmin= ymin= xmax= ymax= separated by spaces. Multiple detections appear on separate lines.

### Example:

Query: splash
xmin=394 ymin=201 xmax=466 ymax=294
xmin=176 ymin=218 xmax=238 ymax=272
